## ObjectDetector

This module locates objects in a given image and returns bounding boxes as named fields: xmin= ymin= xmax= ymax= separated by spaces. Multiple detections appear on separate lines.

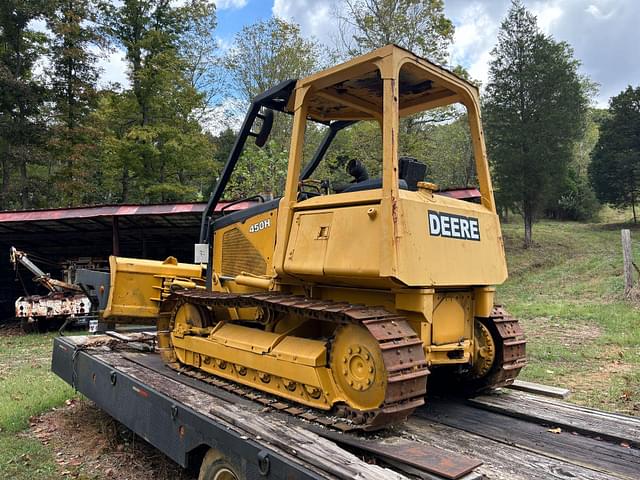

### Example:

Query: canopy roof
xmin=291 ymin=45 xmax=474 ymax=122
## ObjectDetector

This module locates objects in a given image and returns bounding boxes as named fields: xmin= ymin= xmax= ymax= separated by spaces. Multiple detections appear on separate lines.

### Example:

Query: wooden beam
xmin=507 ymin=379 xmax=571 ymax=399
xmin=622 ymin=229 xmax=634 ymax=296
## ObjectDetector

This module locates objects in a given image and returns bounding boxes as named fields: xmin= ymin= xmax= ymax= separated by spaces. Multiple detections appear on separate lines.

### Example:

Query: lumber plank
xmin=507 ymin=379 xmax=570 ymax=399
xmin=404 ymin=417 xmax=621 ymax=480
xmin=313 ymin=428 xmax=482 ymax=479
xmin=416 ymin=400 xmax=640 ymax=479
xmin=469 ymin=390 xmax=640 ymax=447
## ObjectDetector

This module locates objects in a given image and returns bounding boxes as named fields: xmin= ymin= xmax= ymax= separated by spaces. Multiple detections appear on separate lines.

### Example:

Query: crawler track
xmin=161 ymin=289 xmax=429 ymax=431
xmin=473 ymin=305 xmax=527 ymax=391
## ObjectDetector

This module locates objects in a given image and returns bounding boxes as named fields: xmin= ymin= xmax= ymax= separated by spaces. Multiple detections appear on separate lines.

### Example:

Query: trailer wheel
xmin=198 ymin=447 xmax=244 ymax=480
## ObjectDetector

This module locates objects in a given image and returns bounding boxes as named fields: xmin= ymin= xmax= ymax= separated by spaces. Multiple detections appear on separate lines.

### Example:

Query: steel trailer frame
xmin=51 ymin=336 xmax=322 ymax=479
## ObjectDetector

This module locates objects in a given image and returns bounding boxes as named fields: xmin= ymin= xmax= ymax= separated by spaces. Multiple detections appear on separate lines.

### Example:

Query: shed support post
xmin=99 ymin=215 xmax=119 ymax=333
xmin=112 ymin=216 xmax=120 ymax=256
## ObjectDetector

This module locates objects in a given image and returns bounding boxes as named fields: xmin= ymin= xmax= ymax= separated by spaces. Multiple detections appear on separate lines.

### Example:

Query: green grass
xmin=0 ymin=333 xmax=78 ymax=480
xmin=498 ymin=219 xmax=640 ymax=414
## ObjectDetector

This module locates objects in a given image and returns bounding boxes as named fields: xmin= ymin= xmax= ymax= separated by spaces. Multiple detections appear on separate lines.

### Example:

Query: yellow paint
xmin=103 ymin=45 xmax=520 ymax=414
xmin=104 ymin=256 xmax=202 ymax=319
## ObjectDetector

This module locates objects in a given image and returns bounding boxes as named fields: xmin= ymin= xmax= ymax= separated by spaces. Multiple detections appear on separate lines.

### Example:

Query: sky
xmin=97 ymin=0 xmax=638 ymax=108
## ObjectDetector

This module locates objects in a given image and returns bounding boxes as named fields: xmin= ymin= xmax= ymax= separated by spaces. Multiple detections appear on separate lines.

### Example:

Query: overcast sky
xmin=98 ymin=0 xmax=638 ymax=108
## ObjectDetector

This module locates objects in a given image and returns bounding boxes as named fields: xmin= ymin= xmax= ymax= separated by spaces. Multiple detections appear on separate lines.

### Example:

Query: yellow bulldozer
xmin=99 ymin=45 xmax=526 ymax=430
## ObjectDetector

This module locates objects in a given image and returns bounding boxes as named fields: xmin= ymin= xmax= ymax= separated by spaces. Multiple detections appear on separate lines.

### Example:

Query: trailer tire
xmin=198 ymin=447 xmax=244 ymax=480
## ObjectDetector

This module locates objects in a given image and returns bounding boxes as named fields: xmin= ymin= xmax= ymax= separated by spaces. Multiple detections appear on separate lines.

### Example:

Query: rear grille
xmin=221 ymin=228 xmax=267 ymax=277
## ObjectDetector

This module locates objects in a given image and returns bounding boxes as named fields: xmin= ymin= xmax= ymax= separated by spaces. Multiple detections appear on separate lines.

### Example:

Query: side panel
xmin=213 ymin=208 xmax=278 ymax=278
xmin=282 ymin=192 xmax=506 ymax=288
xmin=395 ymin=191 xmax=508 ymax=287
xmin=283 ymin=203 xmax=386 ymax=286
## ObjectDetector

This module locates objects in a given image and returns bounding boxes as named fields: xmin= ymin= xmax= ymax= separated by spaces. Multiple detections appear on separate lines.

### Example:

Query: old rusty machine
xmin=100 ymin=45 xmax=526 ymax=430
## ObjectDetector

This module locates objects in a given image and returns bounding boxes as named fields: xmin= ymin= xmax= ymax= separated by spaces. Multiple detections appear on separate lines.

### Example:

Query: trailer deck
xmin=51 ymin=334 xmax=639 ymax=479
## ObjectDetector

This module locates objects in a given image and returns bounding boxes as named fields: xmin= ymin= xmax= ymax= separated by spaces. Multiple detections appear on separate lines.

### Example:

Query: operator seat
xmin=341 ymin=157 xmax=426 ymax=193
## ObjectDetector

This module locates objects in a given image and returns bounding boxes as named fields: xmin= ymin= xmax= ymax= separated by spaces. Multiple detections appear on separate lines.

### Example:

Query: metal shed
xmin=0 ymin=201 xmax=254 ymax=320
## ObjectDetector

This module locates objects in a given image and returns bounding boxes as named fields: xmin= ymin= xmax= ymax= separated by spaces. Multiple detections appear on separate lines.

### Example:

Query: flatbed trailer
xmin=51 ymin=334 xmax=640 ymax=480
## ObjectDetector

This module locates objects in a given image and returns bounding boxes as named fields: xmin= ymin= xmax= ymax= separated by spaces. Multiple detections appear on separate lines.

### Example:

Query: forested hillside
xmin=1 ymin=0 xmax=638 ymax=245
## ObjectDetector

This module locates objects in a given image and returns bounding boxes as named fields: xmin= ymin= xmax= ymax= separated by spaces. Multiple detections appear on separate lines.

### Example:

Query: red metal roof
xmin=0 ymin=201 xmax=256 ymax=224
xmin=437 ymin=188 xmax=481 ymax=200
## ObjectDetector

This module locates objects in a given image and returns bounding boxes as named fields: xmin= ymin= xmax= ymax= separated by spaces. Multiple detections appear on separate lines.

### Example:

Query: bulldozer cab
xmin=201 ymin=44 xmax=505 ymax=290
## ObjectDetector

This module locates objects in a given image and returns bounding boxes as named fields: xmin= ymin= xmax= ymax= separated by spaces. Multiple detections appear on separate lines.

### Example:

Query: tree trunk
xmin=632 ymin=193 xmax=637 ymax=223
xmin=1 ymin=156 xmax=9 ymax=209
xmin=121 ymin=165 xmax=129 ymax=203
xmin=20 ymin=159 xmax=28 ymax=209
xmin=523 ymin=204 xmax=533 ymax=248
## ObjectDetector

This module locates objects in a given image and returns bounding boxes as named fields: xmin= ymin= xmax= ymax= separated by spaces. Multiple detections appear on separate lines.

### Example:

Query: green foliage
xmin=484 ymin=1 xmax=590 ymax=246
xmin=225 ymin=17 xmax=322 ymax=102
xmin=552 ymin=169 xmax=600 ymax=221
xmin=589 ymin=85 xmax=640 ymax=222
xmin=0 ymin=0 xmax=603 ymax=221
xmin=225 ymin=141 xmax=289 ymax=200
xmin=46 ymin=0 xmax=103 ymax=206
xmin=95 ymin=0 xmax=217 ymax=203
xmin=223 ymin=17 xmax=323 ymax=154
xmin=0 ymin=0 xmax=50 ymax=210
xmin=401 ymin=115 xmax=476 ymax=189
xmin=337 ymin=0 xmax=454 ymax=63
xmin=545 ymin=108 xmax=603 ymax=221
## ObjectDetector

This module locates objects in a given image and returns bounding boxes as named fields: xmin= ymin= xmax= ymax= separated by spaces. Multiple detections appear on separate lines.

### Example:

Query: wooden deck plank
xmin=469 ymin=390 xmax=640 ymax=447
xmin=416 ymin=401 xmax=640 ymax=480
xmin=404 ymin=417 xmax=622 ymax=480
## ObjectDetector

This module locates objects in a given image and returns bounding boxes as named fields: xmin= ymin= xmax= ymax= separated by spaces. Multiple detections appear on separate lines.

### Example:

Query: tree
xmin=98 ymin=0 xmax=217 ymax=203
xmin=484 ymin=1 xmax=589 ymax=247
xmin=224 ymin=17 xmax=322 ymax=102
xmin=47 ymin=0 xmax=103 ymax=206
xmin=589 ymin=86 xmax=640 ymax=222
xmin=0 ymin=0 xmax=50 ymax=209
xmin=224 ymin=16 xmax=323 ymax=164
xmin=335 ymin=0 xmax=454 ymax=63
xmin=179 ymin=2 xmax=224 ymax=125
xmin=544 ymin=108 xmax=602 ymax=221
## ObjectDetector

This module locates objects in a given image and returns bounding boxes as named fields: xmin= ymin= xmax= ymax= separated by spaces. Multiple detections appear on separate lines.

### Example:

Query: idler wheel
xmin=173 ymin=302 xmax=210 ymax=331
xmin=469 ymin=319 xmax=496 ymax=379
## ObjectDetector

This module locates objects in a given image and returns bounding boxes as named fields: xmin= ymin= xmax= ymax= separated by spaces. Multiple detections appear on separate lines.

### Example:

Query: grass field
xmin=499 ymin=219 xmax=640 ymax=414
xmin=0 ymin=332 xmax=78 ymax=480
xmin=0 ymin=217 xmax=639 ymax=478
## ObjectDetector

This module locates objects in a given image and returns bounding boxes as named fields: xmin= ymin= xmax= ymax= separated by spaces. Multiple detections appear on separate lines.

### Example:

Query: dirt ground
xmin=0 ymin=321 xmax=25 ymax=337
xmin=28 ymin=399 xmax=195 ymax=480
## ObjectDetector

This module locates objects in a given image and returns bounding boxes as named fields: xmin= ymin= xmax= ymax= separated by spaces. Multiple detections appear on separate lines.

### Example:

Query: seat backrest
xmin=341 ymin=178 xmax=408 ymax=193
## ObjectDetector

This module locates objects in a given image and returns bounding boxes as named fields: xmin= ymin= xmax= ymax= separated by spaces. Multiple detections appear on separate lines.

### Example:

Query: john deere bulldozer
xmin=100 ymin=45 xmax=526 ymax=430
